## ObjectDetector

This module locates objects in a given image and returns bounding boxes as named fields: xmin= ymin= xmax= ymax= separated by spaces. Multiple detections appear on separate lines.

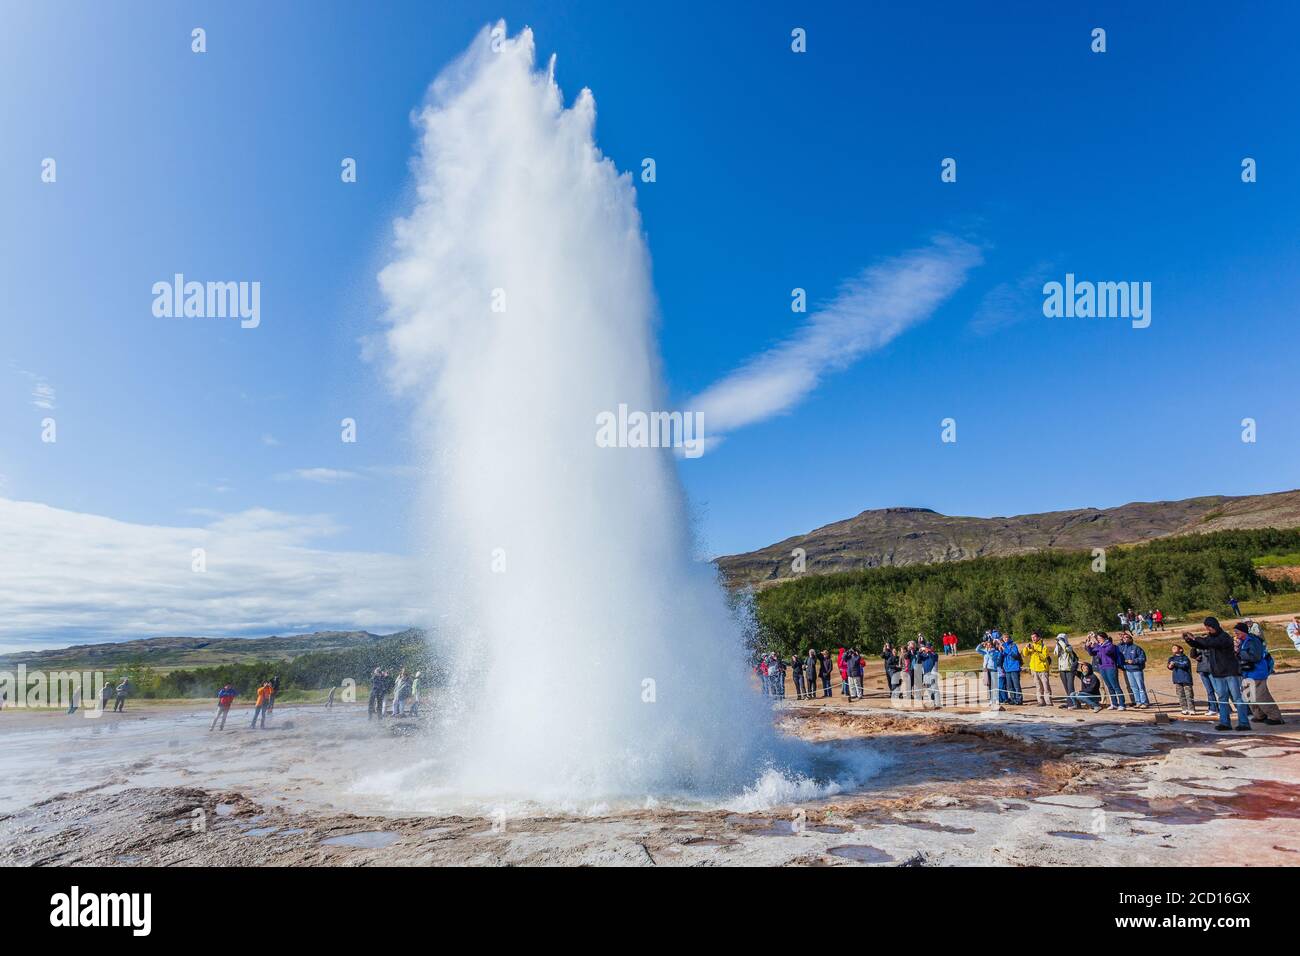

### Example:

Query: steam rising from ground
xmin=378 ymin=24 xmax=879 ymax=810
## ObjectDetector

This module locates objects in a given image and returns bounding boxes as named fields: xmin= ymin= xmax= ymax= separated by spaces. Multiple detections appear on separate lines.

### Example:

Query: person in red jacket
xmin=209 ymin=683 xmax=237 ymax=731
xmin=837 ymin=647 xmax=848 ymax=696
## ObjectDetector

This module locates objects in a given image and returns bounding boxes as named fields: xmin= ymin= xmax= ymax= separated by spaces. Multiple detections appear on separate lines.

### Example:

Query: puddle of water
xmin=244 ymin=826 xmax=280 ymax=837
xmin=896 ymin=820 xmax=976 ymax=834
xmin=828 ymin=845 xmax=895 ymax=863
xmin=1104 ymin=780 xmax=1300 ymax=826
xmin=279 ymin=827 xmax=306 ymax=836
xmin=1048 ymin=830 xmax=1099 ymax=841
xmin=812 ymin=825 xmax=848 ymax=834
xmin=321 ymin=830 xmax=399 ymax=849
xmin=752 ymin=820 xmax=797 ymax=836
xmin=681 ymin=837 xmax=735 ymax=847
xmin=214 ymin=804 xmax=236 ymax=816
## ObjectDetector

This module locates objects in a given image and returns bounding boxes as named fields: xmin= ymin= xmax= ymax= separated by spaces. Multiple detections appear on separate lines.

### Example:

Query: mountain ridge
xmin=715 ymin=488 xmax=1300 ymax=588
xmin=0 ymin=629 xmax=421 ymax=671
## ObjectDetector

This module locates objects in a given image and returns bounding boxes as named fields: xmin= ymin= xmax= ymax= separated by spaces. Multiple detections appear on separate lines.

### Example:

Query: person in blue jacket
xmin=1236 ymin=623 xmax=1283 ymax=725
xmin=1117 ymin=633 xmax=1149 ymax=708
xmin=999 ymin=634 xmax=1023 ymax=705
xmin=1166 ymin=645 xmax=1195 ymax=715
xmin=976 ymin=637 xmax=1001 ymax=708
xmin=916 ymin=640 xmax=941 ymax=707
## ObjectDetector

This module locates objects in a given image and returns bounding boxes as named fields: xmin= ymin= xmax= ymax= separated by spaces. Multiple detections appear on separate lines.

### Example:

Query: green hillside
xmin=751 ymin=527 xmax=1300 ymax=655
xmin=0 ymin=629 xmax=407 ymax=673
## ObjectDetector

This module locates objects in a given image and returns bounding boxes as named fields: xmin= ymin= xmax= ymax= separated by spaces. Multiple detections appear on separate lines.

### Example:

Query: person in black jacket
xmin=881 ymin=643 xmax=900 ymax=698
xmin=790 ymin=653 xmax=806 ymax=700
xmin=818 ymin=649 xmax=833 ymax=698
xmin=1073 ymin=663 xmax=1103 ymax=712
xmin=843 ymin=648 xmax=863 ymax=700
xmin=368 ymin=668 xmax=390 ymax=720
xmin=1183 ymin=617 xmax=1251 ymax=731
xmin=898 ymin=642 xmax=916 ymax=700
xmin=1189 ymin=645 xmax=1219 ymax=716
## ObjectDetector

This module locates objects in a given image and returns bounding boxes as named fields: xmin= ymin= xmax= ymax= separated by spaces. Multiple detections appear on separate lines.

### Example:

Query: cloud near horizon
xmin=0 ymin=498 xmax=425 ymax=652
xmin=690 ymin=237 xmax=982 ymax=435
xmin=274 ymin=467 xmax=360 ymax=483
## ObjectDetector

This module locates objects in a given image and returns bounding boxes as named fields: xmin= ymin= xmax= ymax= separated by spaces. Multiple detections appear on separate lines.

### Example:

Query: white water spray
xmin=377 ymin=24 xmax=879 ymax=810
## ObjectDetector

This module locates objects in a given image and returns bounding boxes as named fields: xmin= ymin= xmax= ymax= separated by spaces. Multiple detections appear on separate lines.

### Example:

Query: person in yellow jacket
xmin=1024 ymin=631 xmax=1054 ymax=705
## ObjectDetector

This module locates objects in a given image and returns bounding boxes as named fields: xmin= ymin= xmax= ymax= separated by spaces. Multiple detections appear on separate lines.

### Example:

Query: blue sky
xmin=2 ymin=1 xmax=1298 ymax=643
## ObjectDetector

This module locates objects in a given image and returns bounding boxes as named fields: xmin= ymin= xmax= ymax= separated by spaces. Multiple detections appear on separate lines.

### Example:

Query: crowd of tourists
xmin=755 ymin=637 xmax=945 ymax=704
xmin=97 ymin=678 xmax=131 ymax=713
xmin=755 ymin=616 xmax=1290 ymax=731
xmin=205 ymin=674 xmax=280 ymax=730
xmin=1117 ymin=608 xmax=1164 ymax=635
xmin=200 ymin=665 xmax=427 ymax=731
xmin=366 ymin=666 xmax=421 ymax=719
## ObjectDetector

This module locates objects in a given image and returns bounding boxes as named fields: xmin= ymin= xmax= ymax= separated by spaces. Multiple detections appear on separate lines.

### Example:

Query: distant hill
xmin=716 ymin=488 xmax=1300 ymax=588
xmin=0 ymin=629 xmax=418 ymax=672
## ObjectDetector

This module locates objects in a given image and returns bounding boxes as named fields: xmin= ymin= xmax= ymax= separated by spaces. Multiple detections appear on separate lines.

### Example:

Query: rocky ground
xmin=1 ymin=697 xmax=1297 ymax=866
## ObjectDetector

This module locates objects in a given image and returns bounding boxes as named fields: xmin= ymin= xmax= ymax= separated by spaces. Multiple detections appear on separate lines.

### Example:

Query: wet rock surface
xmin=1 ymin=703 xmax=1296 ymax=866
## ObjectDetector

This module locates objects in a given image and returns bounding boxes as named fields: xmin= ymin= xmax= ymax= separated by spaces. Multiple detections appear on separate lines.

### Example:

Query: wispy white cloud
xmin=9 ymin=363 xmax=57 ymax=411
xmin=970 ymin=261 xmax=1055 ymax=336
xmin=363 ymin=464 xmax=421 ymax=479
xmin=260 ymin=433 xmax=280 ymax=447
xmin=272 ymin=465 xmax=418 ymax=484
xmin=689 ymin=237 xmax=982 ymax=435
xmin=0 ymin=498 xmax=424 ymax=649
xmin=31 ymin=381 xmax=56 ymax=410
xmin=275 ymin=467 xmax=360 ymax=483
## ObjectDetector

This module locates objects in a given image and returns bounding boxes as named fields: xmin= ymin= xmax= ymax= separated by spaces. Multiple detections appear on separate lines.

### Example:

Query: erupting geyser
xmin=377 ymin=23 xmax=875 ymax=810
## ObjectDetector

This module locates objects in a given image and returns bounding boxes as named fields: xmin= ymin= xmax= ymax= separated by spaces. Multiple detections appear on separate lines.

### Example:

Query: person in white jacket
xmin=391 ymin=668 xmax=410 ymax=716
